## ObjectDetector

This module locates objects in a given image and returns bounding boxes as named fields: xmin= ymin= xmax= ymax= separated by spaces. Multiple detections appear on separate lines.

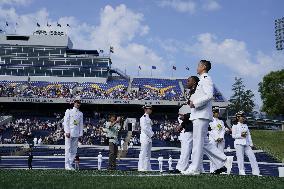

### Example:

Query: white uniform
xmin=138 ymin=113 xmax=154 ymax=171
xmin=63 ymin=107 xmax=83 ymax=169
xmin=168 ymin=156 xmax=173 ymax=171
xmin=158 ymin=156 xmax=163 ymax=172
xmin=38 ymin=138 xmax=42 ymax=145
xmin=33 ymin=137 xmax=37 ymax=146
xmin=176 ymin=130 xmax=193 ymax=171
xmin=232 ymin=122 xmax=260 ymax=175
xmin=209 ymin=117 xmax=226 ymax=172
xmin=129 ymin=141 xmax=134 ymax=148
xmin=185 ymin=73 xmax=227 ymax=174
xmin=176 ymin=120 xmax=204 ymax=172
xmin=176 ymin=106 xmax=205 ymax=172
xmin=97 ymin=153 xmax=103 ymax=170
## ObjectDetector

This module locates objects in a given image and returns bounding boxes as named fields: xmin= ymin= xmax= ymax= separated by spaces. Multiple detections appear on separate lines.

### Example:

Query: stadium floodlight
xmin=275 ymin=17 xmax=284 ymax=50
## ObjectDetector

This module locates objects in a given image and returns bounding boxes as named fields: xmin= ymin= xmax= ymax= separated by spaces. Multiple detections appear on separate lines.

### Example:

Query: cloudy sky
xmin=0 ymin=0 xmax=283 ymax=108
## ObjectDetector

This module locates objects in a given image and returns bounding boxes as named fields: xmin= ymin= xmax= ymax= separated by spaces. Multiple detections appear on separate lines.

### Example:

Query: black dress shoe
xmin=170 ymin=169 xmax=181 ymax=173
xmin=212 ymin=166 xmax=227 ymax=174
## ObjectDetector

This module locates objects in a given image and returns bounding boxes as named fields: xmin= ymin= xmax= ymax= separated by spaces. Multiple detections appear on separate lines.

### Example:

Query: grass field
xmin=251 ymin=130 xmax=284 ymax=162
xmin=0 ymin=170 xmax=283 ymax=189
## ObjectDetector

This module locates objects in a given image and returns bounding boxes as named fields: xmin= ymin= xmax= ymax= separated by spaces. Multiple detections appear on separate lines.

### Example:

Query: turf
xmin=251 ymin=130 xmax=284 ymax=162
xmin=0 ymin=170 xmax=283 ymax=189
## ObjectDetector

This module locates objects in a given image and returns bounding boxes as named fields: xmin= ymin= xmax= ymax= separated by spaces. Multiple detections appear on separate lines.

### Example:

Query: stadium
xmin=0 ymin=2 xmax=284 ymax=189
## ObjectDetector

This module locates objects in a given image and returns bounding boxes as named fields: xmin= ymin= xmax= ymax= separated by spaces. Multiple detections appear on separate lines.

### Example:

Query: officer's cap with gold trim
xmin=74 ymin=96 xmax=81 ymax=103
xmin=212 ymin=107 xmax=219 ymax=113
xmin=235 ymin=111 xmax=245 ymax=117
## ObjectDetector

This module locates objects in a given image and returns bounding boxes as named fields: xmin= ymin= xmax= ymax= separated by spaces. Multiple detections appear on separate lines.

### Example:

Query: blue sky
xmin=0 ymin=0 xmax=283 ymax=109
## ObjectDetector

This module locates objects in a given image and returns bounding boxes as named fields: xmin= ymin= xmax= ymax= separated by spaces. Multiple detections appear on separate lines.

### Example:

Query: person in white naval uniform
xmin=182 ymin=60 xmax=230 ymax=175
xmin=168 ymin=155 xmax=173 ymax=171
xmin=63 ymin=97 xmax=84 ymax=170
xmin=158 ymin=155 xmax=164 ymax=172
xmin=209 ymin=107 xmax=226 ymax=173
xmin=138 ymin=105 xmax=154 ymax=171
xmin=174 ymin=76 xmax=205 ymax=173
xmin=232 ymin=111 xmax=260 ymax=176
xmin=97 ymin=152 xmax=103 ymax=170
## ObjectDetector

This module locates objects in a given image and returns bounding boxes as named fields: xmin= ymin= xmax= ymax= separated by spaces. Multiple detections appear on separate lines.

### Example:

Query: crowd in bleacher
xmin=0 ymin=78 xmax=193 ymax=101
xmin=0 ymin=81 xmax=74 ymax=98
xmin=1 ymin=118 xmax=58 ymax=144
xmin=154 ymin=120 xmax=179 ymax=142
xmin=0 ymin=116 xmax=181 ymax=146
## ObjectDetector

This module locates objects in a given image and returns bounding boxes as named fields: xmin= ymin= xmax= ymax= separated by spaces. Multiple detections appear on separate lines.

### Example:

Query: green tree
xmin=258 ymin=69 xmax=284 ymax=116
xmin=228 ymin=77 xmax=255 ymax=115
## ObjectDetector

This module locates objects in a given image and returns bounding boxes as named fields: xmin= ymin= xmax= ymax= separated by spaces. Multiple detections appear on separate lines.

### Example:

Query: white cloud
xmin=89 ymin=4 xmax=164 ymax=75
xmin=186 ymin=33 xmax=284 ymax=77
xmin=113 ymin=43 xmax=165 ymax=76
xmin=202 ymin=0 xmax=221 ymax=11
xmin=158 ymin=0 xmax=221 ymax=13
xmin=90 ymin=4 xmax=149 ymax=48
xmin=158 ymin=0 xmax=196 ymax=14
xmin=0 ymin=0 xmax=32 ymax=6
xmin=0 ymin=6 xmax=50 ymax=35
xmin=0 ymin=4 xmax=166 ymax=76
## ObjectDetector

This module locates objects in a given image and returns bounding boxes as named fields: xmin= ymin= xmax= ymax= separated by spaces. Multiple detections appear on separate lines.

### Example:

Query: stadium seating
xmin=0 ymin=78 xmax=228 ymax=102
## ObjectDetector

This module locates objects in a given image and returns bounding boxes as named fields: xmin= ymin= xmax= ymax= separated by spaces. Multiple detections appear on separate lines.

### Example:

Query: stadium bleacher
xmin=0 ymin=78 xmax=227 ymax=101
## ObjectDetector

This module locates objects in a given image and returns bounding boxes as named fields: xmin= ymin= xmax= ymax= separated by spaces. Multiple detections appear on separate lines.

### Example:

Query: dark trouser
xmin=108 ymin=142 xmax=118 ymax=170
xmin=28 ymin=161 xmax=32 ymax=169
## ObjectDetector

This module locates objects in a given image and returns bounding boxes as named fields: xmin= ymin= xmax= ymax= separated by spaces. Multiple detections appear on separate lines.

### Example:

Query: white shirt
xmin=98 ymin=154 xmax=103 ymax=162
xmin=189 ymin=73 xmax=214 ymax=121
xmin=63 ymin=107 xmax=84 ymax=137
xmin=158 ymin=156 xmax=163 ymax=163
xmin=209 ymin=117 xmax=225 ymax=142
xmin=168 ymin=157 xmax=173 ymax=164
xmin=232 ymin=122 xmax=253 ymax=146
xmin=140 ymin=113 xmax=154 ymax=142
xmin=104 ymin=122 xmax=120 ymax=144
xmin=38 ymin=138 xmax=42 ymax=144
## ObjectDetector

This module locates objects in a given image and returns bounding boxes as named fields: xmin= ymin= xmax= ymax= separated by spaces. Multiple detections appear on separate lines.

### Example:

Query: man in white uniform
xmin=33 ymin=137 xmax=37 ymax=146
xmin=138 ymin=105 xmax=154 ymax=171
xmin=175 ymin=105 xmax=193 ymax=172
xmin=158 ymin=155 xmax=164 ymax=172
xmin=97 ymin=152 xmax=103 ymax=170
xmin=63 ymin=96 xmax=84 ymax=170
xmin=174 ymin=76 xmax=204 ymax=173
xmin=168 ymin=155 xmax=173 ymax=171
xmin=232 ymin=111 xmax=260 ymax=176
xmin=209 ymin=107 xmax=226 ymax=173
xmin=182 ymin=60 xmax=230 ymax=175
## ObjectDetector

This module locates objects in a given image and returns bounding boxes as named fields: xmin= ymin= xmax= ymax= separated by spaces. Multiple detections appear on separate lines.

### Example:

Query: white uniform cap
xmin=74 ymin=96 xmax=81 ymax=102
